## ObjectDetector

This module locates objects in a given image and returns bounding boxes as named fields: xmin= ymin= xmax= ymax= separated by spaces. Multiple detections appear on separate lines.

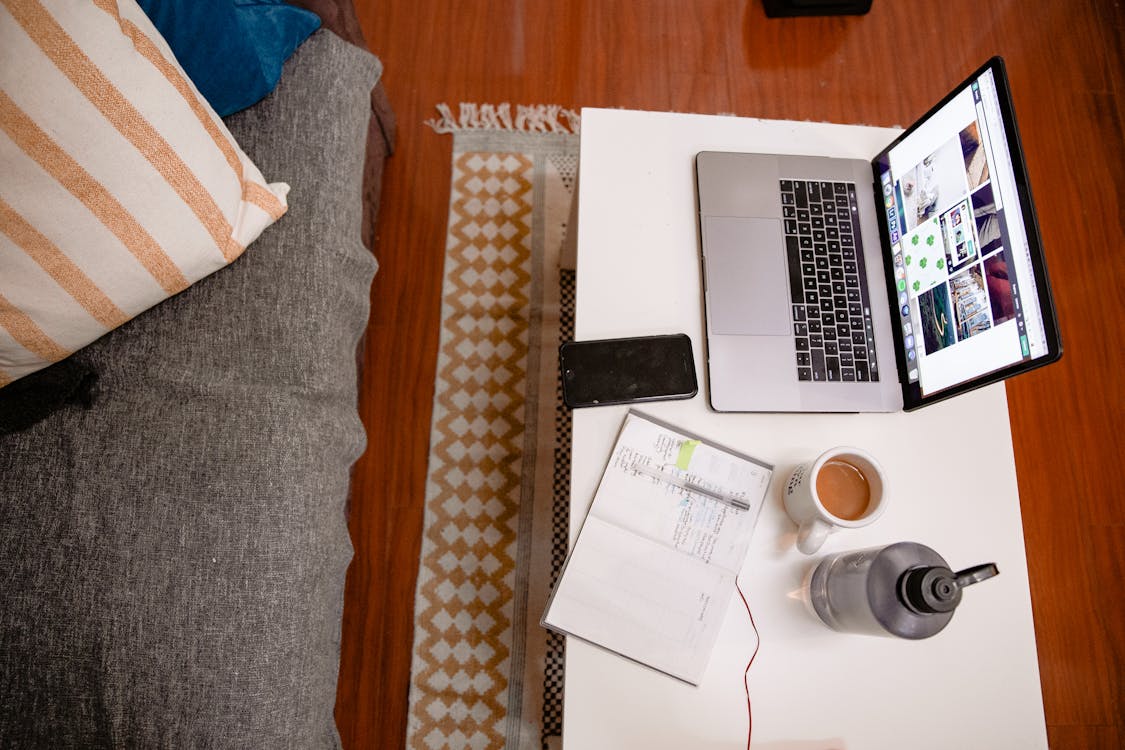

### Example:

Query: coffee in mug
xmin=783 ymin=447 xmax=887 ymax=554
xmin=815 ymin=459 xmax=871 ymax=521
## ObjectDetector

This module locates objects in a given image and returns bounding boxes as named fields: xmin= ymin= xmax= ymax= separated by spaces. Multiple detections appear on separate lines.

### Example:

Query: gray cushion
xmin=0 ymin=30 xmax=380 ymax=749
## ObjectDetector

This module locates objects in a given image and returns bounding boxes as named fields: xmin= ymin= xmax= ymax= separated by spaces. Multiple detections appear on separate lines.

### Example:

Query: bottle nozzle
xmin=954 ymin=563 xmax=1000 ymax=588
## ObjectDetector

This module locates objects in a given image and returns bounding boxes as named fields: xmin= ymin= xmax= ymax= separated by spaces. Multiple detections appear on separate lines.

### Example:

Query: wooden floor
xmin=338 ymin=1 xmax=1125 ymax=747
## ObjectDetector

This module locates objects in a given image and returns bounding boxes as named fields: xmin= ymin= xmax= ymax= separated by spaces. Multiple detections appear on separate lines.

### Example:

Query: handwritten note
xmin=542 ymin=411 xmax=773 ymax=685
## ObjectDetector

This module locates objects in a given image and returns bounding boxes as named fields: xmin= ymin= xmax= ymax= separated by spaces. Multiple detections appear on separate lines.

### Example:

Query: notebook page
xmin=588 ymin=411 xmax=770 ymax=573
xmin=543 ymin=514 xmax=733 ymax=685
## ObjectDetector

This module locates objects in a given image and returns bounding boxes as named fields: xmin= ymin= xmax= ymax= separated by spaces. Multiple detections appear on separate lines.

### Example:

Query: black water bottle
xmin=809 ymin=542 xmax=999 ymax=639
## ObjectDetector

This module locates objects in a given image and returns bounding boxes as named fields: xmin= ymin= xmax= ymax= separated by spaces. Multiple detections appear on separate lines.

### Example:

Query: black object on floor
xmin=763 ymin=0 xmax=873 ymax=17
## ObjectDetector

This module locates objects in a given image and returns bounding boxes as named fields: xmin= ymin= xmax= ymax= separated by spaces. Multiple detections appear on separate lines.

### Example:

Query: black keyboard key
xmin=851 ymin=331 xmax=867 ymax=346
xmin=798 ymin=367 xmax=812 ymax=381
xmin=840 ymin=350 xmax=855 ymax=367
xmin=842 ymin=369 xmax=856 ymax=382
xmin=786 ymin=238 xmax=804 ymax=303
xmin=794 ymin=321 xmax=808 ymax=336
xmin=780 ymin=179 xmax=792 ymax=191
xmin=811 ymin=349 xmax=826 ymax=380
xmin=795 ymin=336 xmax=809 ymax=351
xmin=826 ymin=356 xmax=840 ymax=381
xmin=792 ymin=305 xmax=806 ymax=322
xmin=856 ymin=360 xmax=870 ymax=381
xmin=796 ymin=351 xmax=811 ymax=367
xmin=825 ymin=340 xmax=839 ymax=356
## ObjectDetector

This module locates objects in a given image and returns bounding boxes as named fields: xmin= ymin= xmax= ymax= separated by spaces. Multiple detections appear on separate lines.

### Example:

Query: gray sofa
xmin=0 ymin=27 xmax=390 ymax=748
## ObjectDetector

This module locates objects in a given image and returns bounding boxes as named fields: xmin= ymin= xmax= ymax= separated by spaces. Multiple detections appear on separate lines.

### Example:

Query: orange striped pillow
xmin=0 ymin=0 xmax=289 ymax=388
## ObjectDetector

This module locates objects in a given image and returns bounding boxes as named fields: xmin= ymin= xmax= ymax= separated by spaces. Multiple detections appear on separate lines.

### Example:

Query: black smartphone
xmin=559 ymin=334 xmax=698 ymax=408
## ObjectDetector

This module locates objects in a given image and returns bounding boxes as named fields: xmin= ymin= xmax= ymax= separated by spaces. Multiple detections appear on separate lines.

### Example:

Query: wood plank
xmin=340 ymin=1 xmax=1125 ymax=747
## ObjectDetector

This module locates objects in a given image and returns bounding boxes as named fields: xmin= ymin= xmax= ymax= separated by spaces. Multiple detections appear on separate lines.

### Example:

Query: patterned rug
xmin=405 ymin=105 xmax=580 ymax=750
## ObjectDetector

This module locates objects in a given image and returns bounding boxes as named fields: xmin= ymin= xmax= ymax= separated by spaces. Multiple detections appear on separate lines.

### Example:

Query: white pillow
xmin=0 ymin=0 xmax=289 ymax=387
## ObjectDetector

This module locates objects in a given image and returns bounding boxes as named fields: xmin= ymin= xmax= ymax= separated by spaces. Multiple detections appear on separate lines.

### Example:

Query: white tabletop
xmin=563 ymin=108 xmax=1047 ymax=750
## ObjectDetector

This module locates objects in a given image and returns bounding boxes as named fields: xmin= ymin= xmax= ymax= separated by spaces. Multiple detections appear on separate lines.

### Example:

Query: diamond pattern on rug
xmin=408 ymin=151 xmax=535 ymax=750
xmin=409 ymin=126 xmax=579 ymax=750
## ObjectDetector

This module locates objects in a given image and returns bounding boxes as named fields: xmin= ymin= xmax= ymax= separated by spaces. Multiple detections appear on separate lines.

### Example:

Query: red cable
xmin=735 ymin=576 xmax=760 ymax=750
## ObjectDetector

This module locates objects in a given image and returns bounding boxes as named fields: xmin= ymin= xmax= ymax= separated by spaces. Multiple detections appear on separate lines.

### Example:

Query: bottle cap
xmin=899 ymin=563 xmax=1000 ymax=615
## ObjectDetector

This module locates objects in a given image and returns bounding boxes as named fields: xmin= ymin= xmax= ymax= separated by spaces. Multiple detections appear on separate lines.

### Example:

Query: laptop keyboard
xmin=780 ymin=179 xmax=880 ymax=383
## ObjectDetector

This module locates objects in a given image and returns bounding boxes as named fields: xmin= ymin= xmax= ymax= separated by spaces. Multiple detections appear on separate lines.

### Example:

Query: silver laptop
xmin=696 ymin=57 xmax=1061 ymax=413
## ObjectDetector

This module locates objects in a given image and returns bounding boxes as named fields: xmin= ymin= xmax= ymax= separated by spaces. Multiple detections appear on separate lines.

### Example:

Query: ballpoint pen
xmin=630 ymin=462 xmax=751 ymax=512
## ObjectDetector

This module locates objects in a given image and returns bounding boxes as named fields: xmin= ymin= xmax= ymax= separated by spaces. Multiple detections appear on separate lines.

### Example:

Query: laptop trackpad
xmin=703 ymin=216 xmax=790 ymax=336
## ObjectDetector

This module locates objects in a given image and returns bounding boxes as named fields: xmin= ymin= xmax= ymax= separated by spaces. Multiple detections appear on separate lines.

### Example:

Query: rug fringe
xmin=427 ymin=102 xmax=581 ymax=135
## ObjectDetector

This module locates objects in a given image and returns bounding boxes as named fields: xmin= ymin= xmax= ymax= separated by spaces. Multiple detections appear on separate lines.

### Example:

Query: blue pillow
xmin=138 ymin=0 xmax=321 ymax=116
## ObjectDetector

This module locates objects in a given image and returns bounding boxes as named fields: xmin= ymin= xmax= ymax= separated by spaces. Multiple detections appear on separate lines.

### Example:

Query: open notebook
xmin=542 ymin=411 xmax=773 ymax=685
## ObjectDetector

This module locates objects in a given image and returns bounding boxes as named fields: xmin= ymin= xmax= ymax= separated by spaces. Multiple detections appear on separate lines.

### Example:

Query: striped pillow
xmin=0 ymin=0 xmax=289 ymax=388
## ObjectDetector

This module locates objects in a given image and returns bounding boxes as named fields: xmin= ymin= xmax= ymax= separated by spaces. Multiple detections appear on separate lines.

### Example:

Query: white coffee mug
xmin=783 ymin=446 xmax=887 ymax=554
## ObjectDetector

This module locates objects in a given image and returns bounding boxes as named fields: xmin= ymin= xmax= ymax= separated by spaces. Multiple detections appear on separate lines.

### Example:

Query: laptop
xmin=696 ymin=57 xmax=1062 ymax=412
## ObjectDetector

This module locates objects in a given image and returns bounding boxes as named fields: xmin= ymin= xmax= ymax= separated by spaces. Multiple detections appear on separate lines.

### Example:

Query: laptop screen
xmin=873 ymin=58 xmax=1061 ymax=407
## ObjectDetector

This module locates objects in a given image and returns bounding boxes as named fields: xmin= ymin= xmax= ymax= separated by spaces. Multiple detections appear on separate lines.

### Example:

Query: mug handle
xmin=797 ymin=518 xmax=832 ymax=555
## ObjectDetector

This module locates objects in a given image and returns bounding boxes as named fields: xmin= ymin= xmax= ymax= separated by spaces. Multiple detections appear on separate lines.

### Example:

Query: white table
xmin=563 ymin=108 xmax=1047 ymax=750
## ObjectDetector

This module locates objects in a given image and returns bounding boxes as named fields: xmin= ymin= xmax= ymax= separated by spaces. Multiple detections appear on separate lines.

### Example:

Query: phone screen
xmin=560 ymin=334 xmax=698 ymax=408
